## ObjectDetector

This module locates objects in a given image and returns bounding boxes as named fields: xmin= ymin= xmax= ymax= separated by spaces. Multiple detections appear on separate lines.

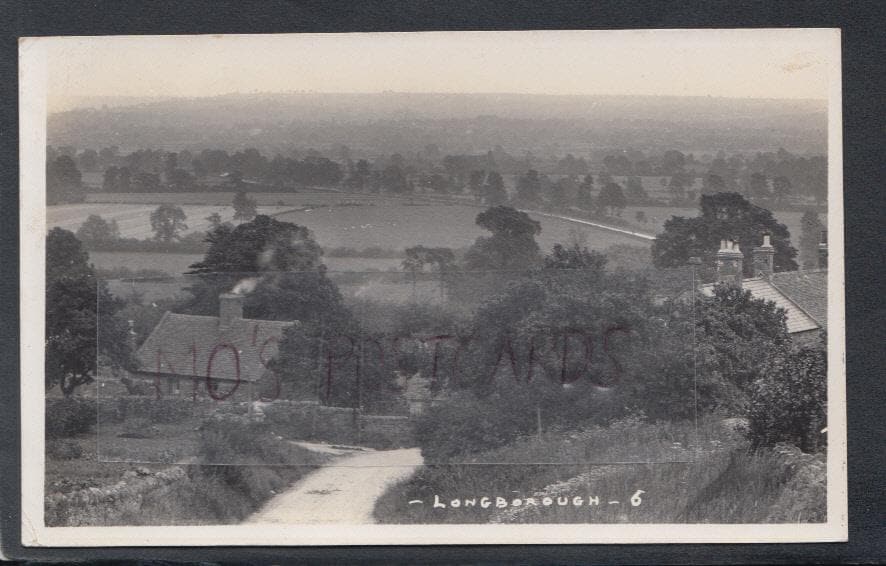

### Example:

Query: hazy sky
xmin=36 ymin=29 xmax=838 ymax=112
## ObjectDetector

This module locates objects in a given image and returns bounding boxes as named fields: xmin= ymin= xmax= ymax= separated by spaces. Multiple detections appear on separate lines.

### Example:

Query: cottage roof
xmin=769 ymin=270 xmax=828 ymax=330
xmin=135 ymin=311 xmax=294 ymax=382
xmin=700 ymin=270 xmax=826 ymax=334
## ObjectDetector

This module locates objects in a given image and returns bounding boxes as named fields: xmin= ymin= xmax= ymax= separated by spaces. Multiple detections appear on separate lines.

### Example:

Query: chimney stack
xmin=716 ymin=238 xmax=744 ymax=287
xmin=817 ymin=230 xmax=828 ymax=269
xmin=219 ymin=293 xmax=244 ymax=327
xmin=752 ymin=232 xmax=775 ymax=277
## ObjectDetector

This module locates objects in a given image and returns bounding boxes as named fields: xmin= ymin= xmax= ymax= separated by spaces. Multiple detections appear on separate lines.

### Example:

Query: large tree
xmin=232 ymin=190 xmax=258 ymax=221
xmin=667 ymin=172 xmax=692 ymax=203
xmin=463 ymin=206 xmax=542 ymax=272
xmin=696 ymin=284 xmax=790 ymax=393
xmin=543 ymin=242 xmax=607 ymax=273
xmin=46 ymin=155 xmax=84 ymax=204
xmin=748 ymin=172 xmax=770 ymax=200
xmin=798 ymin=209 xmax=825 ymax=269
xmin=575 ymin=174 xmax=594 ymax=210
xmin=46 ymin=229 xmax=132 ymax=396
xmin=597 ymin=182 xmax=627 ymax=216
xmin=625 ymin=176 xmax=647 ymax=203
xmin=183 ymin=214 xmax=329 ymax=317
xmin=483 ymin=171 xmax=507 ymax=206
xmin=468 ymin=170 xmax=486 ymax=200
xmin=651 ymin=192 xmax=798 ymax=278
xmin=772 ymin=175 xmax=792 ymax=205
xmin=515 ymin=169 xmax=542 ymax=205
xmin=189 ymin=215 xmax=322 ymax=275
xmin=76 ymin=214 xmax=120 ymax=246
xmin=548 ymin=176 xmax=575 ymax=209
xmin=150 ymin=204 xmax=188 ymax=242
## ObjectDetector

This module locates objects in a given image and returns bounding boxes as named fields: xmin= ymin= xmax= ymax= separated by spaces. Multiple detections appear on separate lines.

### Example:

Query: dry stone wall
xmin=45 ymin=466 xmax=187 ymax=527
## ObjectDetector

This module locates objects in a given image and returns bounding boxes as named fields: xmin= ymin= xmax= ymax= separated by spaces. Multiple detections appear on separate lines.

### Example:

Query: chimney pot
xmin=716 ymin=237 xmax=744 ymax=287
xmin=219 ymin=293 xmax=244 ymax=327
xmin=752 ymin=232 xmax=776 ymax=277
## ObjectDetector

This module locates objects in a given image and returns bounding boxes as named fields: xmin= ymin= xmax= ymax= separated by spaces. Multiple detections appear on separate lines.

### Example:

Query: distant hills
xmin=48 ymin=92 xmax=827 ymax=157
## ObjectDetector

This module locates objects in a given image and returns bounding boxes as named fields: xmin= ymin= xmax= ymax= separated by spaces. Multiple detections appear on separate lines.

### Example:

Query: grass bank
xmin=46 ymin=413 xmax=331 ymax=526
xmin=373 ymin=416 xmax=825 ymax=524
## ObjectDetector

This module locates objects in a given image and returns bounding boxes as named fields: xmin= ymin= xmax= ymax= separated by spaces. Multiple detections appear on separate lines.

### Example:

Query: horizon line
xmin=53 ymin=90 xmax=828 ymax=113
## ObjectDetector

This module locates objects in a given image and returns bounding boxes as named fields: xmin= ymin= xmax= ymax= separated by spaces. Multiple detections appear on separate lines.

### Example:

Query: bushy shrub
xmin=415 ymin=383 xmax=624 ymax=462
xmin=262 ymin=402 xmax=317 ymax=438
xmin=46 ymin=397 xmax=97 ymax=438
xmin=747 ymin=345 xmax=827 ymax=452
xmin=199 ymin=414 xmax=309 ymax=465
xmin=415 ymin=392 xmax=533 ymax=461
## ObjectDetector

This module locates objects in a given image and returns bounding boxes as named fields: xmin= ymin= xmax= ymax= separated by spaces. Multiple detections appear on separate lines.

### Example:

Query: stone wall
xmin=44 ymin=466 xmax=186 ymax=527
xmin=98 ymin=395 xmax=216 ymax=424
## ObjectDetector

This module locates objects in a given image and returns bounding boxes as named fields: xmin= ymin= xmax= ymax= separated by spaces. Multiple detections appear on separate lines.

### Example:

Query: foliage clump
xmin=747 ymin=343 xmax=827 ymax=452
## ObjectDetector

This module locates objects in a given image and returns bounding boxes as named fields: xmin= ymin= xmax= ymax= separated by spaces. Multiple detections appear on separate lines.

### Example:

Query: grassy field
xmin=373 ymin=416 xmax=826 ymax=524
xmin=48 ymin=203 xmax=292 ymax=239
xmin=91 ymin=251 xmax=404 ymax=278
xmin=59 ymin=191 xmax=650 ymax=251
xmin=84 ymin=190 xmax=354 ymax=206
xmin=274 ymin=202 xmax=644 ymax=252
xmin=54 ymin=192 xmax=813 ymax=252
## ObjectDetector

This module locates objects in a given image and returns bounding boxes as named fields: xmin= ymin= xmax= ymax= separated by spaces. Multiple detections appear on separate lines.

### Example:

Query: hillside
xmin=48 ymin=92 xmax=827 ymax=156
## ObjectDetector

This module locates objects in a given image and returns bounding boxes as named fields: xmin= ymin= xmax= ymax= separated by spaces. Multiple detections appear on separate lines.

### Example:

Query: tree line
xmin=47 ymin=144 xmax=827 ymax=211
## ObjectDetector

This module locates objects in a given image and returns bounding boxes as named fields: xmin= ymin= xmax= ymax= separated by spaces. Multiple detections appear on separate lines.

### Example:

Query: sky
xmin=33 ymin=29 xmax=839 ymax=112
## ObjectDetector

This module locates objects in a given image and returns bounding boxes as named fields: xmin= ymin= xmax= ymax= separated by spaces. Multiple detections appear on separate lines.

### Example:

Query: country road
xmin=245 ymin=446 xmax=423 ymax=524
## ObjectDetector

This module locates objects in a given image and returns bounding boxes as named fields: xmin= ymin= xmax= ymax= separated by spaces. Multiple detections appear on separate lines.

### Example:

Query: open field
xmin=53 ymin=191 xmax=653 ymax=256
xmin=274 ymin=202 xmax=644 ymax=252
xmin=85 ymin=191 xmax=381 ymax=206
xmin=48 ymin=203 xmax=292 ymax=239
xmin=91 ymin=251 xmax=404 ymax=277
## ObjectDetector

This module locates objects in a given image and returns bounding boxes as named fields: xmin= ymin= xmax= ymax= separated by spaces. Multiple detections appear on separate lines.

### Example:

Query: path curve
xmin=245 ymin=447 xmax=423 ymax=524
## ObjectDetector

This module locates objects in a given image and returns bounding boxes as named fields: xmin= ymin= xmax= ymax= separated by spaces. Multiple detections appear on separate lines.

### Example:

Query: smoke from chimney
xmin=231 ymin=277 xmax=259 ymax=295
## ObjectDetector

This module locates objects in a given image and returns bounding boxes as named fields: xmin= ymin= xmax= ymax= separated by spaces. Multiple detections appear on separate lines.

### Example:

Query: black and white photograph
xmin=19 ymin=29 xmax=846 ymax=546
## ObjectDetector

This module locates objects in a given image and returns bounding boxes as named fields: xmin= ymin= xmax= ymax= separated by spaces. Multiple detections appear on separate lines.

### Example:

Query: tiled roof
xmin=700 ymin=271 xmax=825 ymax=334
xmin=135 ymin=312 xmax=294 ymax=382
xmin=769 ymin=270 xmax=828 ymax=330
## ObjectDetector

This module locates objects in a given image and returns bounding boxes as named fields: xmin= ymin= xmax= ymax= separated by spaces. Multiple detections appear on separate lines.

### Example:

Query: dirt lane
xmin=245 ymin=447 xmax=423 ymax=524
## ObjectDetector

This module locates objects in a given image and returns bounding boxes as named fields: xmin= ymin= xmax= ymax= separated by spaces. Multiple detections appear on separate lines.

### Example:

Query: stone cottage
xmin=130 ymin=293 xmax=294 ymax=401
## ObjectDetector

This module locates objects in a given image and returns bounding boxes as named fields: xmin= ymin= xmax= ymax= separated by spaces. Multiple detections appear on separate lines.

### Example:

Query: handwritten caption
xmin=142 ymin=323 xmax=632 ymax=401
xmin=407 ymin=490 xmax=647 ymax=510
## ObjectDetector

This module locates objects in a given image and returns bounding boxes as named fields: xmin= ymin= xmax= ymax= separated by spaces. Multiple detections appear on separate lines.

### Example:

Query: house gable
xmin=135 ymin=312 xmax=294 ymax=382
